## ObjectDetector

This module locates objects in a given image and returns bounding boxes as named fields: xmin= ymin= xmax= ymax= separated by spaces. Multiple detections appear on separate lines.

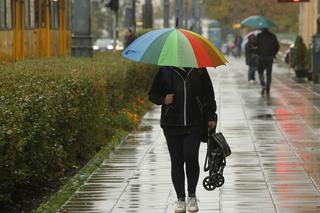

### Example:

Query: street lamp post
xmin=125 ymin=0 xmax=136 ymax=32
xmin=175 ymin=0 xmax=183 ymax=28
xmin=163 ymin=0 xmax=170 ymax=28
xmin=183 ymin=0 xmax=188 ymax=28
xmin=312 ymin=16 xmax=320 ymax=83
xmin=143 ymin=0 xmax=153 ymax=28
xmin=106 ymin=0 xmax=119 ymax=51
xmin=71 ymin=0 xmax=93 ymax=57
xmin=191 ymin=0 xmax=201 ymax=33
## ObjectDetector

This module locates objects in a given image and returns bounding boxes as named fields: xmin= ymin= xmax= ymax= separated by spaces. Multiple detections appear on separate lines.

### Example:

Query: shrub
xmin=306 ymin=47 xmax=312 ymax=71
xmin=136 ymin=28 xmax=154 ymax=38
xmin=0 ymin=52 xmax=157 ymax=206
xmin=292 ymin=36 xmax=308 ymax=70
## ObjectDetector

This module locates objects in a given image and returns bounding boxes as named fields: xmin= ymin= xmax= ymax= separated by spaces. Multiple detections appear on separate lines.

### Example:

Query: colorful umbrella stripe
xmin=122 ymin=28 xmax=227 ymax=68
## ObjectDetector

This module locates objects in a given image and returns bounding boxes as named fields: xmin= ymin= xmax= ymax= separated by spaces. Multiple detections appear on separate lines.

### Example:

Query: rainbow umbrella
xmin=122 ymin=28 xmax=227 ymax=68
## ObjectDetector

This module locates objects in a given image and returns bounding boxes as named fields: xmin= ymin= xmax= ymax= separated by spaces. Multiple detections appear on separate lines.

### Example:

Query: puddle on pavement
xmin=252 ymin=114 xmax=273 ymax=120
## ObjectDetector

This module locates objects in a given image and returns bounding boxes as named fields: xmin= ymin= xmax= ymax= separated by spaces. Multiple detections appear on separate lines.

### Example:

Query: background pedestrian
xmin=256 ymin=28 xmax=280 ymax=96
xmin=245 ymin=34 xmax=259 ymax=83
xmin=234 ymin=34 xmax=243 ymax=58
xmin=124 ymin=28 xmax=136 ymax=48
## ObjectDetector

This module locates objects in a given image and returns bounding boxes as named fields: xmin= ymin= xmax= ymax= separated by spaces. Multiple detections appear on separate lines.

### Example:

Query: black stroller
xmin=203 ymin=129 xmax=231 ymax=191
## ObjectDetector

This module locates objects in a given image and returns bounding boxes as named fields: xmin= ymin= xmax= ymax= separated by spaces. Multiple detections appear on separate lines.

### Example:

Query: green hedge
xmin=0 ymin=53 xmax=156 ymax=206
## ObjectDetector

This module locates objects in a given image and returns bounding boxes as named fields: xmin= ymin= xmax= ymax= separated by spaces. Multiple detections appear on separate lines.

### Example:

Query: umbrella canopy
xmin=241 ymin=15 xmax=276 ymax=29
xmin=122 ymin=28 xmax=227 ymax=68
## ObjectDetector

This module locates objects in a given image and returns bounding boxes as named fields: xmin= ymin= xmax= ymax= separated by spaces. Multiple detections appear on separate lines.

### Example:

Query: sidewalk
xmin=59 ymin=58 xmax=320 ymax=213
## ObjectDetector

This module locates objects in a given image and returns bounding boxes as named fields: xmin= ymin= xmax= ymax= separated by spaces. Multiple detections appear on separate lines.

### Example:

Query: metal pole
xmin=72 ymin=0 xmax=92 ymax=57
xmin=198 ymin=0 xmax=202 ymax=34
xmin=163 ymin=0 xmax=170 ymax=28
xmin=180 ymin=0 xmax=184 ymax=28
xmin=317 ymin=16 xmax=320 ymax=34
xmin=125 ymin=0 xmax=136 ymax=32
xmin=112 ymin=10 xmax=118 ymax=51
xmin=143 ymin=0 xmax=153 ymax=28
xmin=133 ymin=0 xmax=136 ymax=32
xmin=183 ymin=0 xmax=188 ymax=28
xmin=191 ymin=0 xmax=196 ymax=31
xmin=312 ymin=16 xmax=320 ymax=83
xmin=175 ymin=0 xmax=183 ymax=28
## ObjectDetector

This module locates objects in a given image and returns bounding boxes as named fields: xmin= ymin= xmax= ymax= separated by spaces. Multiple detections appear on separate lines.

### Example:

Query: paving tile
xmin=60 ymin=59 xmax=320 ymax=213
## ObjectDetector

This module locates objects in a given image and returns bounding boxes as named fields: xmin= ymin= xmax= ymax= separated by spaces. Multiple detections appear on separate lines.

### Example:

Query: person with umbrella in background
xmin=122 ymin=21 xmax=227 ymax=212
xmin=256 ymin=28 xmax=279 ymax=96
xmin=241 ymin=15 xmax=279 ymax=96
xmin=245 ymin=34 xmax=259 ymax=83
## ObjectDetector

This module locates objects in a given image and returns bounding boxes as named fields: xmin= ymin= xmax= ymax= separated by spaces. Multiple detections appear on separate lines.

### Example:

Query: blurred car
xmin=116 ymin=40 xmax=124 ymax=51
xmin=93 ymin=38 xmax=124 ymax=52
xmin=93 ymin=38 xmax=113 ymax=52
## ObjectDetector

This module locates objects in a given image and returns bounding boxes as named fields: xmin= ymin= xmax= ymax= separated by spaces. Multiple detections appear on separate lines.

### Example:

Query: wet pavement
xmin=60 ymin=58 xmax=320 ymax=213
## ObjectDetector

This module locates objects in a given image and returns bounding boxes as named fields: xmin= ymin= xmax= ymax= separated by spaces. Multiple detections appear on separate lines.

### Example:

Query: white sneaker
xmin=187 ymin=197 xmax=199 ymax=212
xmin=175 ymin=199 xmax=186 ymax=213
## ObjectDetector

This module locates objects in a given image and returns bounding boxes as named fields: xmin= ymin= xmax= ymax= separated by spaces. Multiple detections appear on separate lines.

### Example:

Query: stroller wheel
xmin=216 ymin=175 xmax=225 ymax=187
xmin=203 ymin=176 xmax=216 ymax=191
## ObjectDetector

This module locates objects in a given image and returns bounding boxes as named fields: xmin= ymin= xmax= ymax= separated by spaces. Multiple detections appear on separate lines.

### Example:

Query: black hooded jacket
xmin=257 ymin=29 xmax=280 ymax=57
xmin=148 ymin=66 xmax=217 ymax=128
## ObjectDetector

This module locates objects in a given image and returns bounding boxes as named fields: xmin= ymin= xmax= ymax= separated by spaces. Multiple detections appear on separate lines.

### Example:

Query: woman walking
xmin=245 ymin=34 xmax=259 ymax=83
xmin=149 ymin=66 xmax=217 ymax=213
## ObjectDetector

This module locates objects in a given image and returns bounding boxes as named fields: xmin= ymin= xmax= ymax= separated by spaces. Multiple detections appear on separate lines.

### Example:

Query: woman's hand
xmin=164 ymin=94 xmax=174 ymax=105
xmin=208 ymin=121 xmax=217 ymax=129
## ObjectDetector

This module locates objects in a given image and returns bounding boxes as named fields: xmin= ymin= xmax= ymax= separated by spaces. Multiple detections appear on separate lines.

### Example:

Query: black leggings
xmin=164 ymin=128 xmax=202 ymax=199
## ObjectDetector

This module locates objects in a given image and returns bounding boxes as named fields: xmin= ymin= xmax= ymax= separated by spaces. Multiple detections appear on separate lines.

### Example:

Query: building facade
xmin=299 ymin=0 xmax=319 ymax=46
xmin=0 ymin=0 xmax=72 ymax=62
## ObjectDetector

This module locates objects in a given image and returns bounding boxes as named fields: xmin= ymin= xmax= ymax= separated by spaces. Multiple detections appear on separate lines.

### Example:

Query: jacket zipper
xmin=165 ymin=106 xmax=170 ymax=116
xmin=172 ymin=68 xmax=193 ymax=126
xmin=165 ymin=105 xmax=172 ymax=116
xmin=183 ymin=81 xmax=187 ymax=125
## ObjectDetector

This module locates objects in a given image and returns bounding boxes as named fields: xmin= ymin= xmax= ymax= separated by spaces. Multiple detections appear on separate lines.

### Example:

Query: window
xmin=54 ymin=0 xmax=59 ymax=28
xmin=6 ymin=0 xmax=11 ymax=28
xmin=50 ymin=0 xmax=59 ymax=29
xmin=0 ymin=0 xmax=12 ymax=29
xmin=34 ymin=0 xmax=39 ymax=28
xmin=67 ymin=0 xmax=72 ymax=30
xmin=30 ymin=0 xmax=35 ymax=28
xmin=25 ymin=0 xmax=30 ymax=28
xmin=41 ymin=0 xmax=46 ymax=27
xmin=0 ymin=0 xmax=5 ymax=29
